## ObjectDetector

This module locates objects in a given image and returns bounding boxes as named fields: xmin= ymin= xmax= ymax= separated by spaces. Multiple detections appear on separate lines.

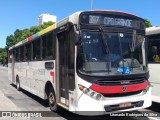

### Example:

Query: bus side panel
xmin=15 ymin=62 xmax=30 ymax=91
xmin=12 ymin=60 xmax=55 ymax=100
xmin=28 ymin=60 xmax=55 ymax=99
xmin=148 ymin=64 xmax=160 ymax=102
xmin=28 ymin=61 xmax=45 ymax=98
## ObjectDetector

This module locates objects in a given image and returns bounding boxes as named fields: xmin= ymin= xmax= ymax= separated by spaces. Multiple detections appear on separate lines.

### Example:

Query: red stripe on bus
xmin=50 ymin=72 xmax=54 ymax=83
xmin=27 ymin=36 xmax=32 ymax=41
xmin=90 ymin=81 xmax=148 ymax=94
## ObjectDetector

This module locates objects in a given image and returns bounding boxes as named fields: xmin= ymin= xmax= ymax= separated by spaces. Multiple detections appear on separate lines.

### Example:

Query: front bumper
xmin=75 ymin=88 xmax=151 ymax=116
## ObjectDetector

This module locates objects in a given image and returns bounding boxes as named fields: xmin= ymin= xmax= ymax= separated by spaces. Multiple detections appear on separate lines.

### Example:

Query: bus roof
xmin=146 ymin=26 xmax=160 ymax=36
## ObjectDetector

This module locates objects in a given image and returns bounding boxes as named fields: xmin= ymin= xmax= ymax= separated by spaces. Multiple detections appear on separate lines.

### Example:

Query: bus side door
xmin=56 ymin=27 xmax=75 ymax=106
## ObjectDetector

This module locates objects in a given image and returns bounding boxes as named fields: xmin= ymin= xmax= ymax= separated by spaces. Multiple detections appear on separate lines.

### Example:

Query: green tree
xmin=144 ymin=19 xmax=152 ymax=28
xmin=0 ymin=48 xmax=7 ymax=65
xmin=6 ymin=34 xmax=16 ymax=48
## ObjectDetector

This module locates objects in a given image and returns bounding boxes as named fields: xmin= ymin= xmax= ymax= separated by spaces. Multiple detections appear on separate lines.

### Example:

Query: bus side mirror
xmin=75 ymin=32 xmax=81 ymax=45
xmin=72 ymin=25 xmax=81 ymax=45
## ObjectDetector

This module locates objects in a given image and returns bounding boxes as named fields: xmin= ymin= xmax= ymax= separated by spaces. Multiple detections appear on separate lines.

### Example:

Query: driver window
xmin=82 ymin=32 xmax=103 ymax=61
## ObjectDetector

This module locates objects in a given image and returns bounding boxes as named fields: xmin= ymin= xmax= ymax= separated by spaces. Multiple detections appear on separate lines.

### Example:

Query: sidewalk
xmin=0 ymin=91 xmax=29 ymax=120
xmin=0 ymin=66 xmax=8 ymax=71
xmin=0 ymin=91 xmax=20 ymax=111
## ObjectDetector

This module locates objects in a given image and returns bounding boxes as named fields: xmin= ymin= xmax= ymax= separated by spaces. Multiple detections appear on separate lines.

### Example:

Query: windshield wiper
xmin=99 ymin=27 xmax=109 ymax=54
xmin=99 ymin=26 xmax=110 ymax=72
xmin=128 ymin=31 xmax=136 ymax=70
xmin=128 ymin=39 xmax=134 ymax=70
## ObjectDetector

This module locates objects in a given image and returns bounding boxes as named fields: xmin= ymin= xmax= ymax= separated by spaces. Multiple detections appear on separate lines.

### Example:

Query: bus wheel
xmin=48 ymin=87 xmax=58 ymax=112
xmin=16 ymin=76 xmax=21 ymax=91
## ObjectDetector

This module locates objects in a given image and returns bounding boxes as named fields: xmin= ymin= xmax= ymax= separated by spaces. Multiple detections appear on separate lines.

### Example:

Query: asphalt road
xmin=0 ymin=66 xmax=160 ymax=120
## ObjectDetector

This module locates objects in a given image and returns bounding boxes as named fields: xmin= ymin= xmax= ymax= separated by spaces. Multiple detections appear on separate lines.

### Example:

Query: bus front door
xmin=57 ymin=31 xmax=70 ymax=106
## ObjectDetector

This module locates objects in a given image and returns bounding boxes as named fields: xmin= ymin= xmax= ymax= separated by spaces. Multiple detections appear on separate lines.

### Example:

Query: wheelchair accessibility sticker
xmin=117 ymin=67 xmax=130 ymax=74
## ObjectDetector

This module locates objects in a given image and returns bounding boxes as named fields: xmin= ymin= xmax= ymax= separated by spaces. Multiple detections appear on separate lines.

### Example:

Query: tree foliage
xmin=0 ymin=48 xmax=7 ymax=65
xmin=144 ymin=19 xmax=152 ymax=28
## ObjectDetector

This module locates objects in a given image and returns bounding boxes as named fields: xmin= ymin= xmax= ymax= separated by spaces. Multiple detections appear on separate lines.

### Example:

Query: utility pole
xmin=91 ymin=0 xmax=94 ymax=10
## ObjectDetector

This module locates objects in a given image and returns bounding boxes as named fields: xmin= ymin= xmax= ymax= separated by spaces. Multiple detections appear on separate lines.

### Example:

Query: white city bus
xmin=8 ymin=10 xmax=151 ymax=115
xmin=146 ymin=26 xmax=160 ymax=103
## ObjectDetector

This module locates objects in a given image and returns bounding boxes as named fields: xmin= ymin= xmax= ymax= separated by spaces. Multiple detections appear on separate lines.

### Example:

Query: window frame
xmin=148 ymin=39 xmax=160 ymax=63
xmin=41 ymin=31 xmax=56 ymax=60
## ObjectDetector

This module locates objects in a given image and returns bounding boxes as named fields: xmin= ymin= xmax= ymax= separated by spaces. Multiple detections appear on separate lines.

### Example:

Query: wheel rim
xmin=49 ymin=92 xmax=55 ymax=107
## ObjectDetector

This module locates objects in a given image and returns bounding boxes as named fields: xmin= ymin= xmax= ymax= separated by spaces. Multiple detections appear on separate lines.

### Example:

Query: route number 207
xmin=89 ymin=15 xmax=100 ymax=24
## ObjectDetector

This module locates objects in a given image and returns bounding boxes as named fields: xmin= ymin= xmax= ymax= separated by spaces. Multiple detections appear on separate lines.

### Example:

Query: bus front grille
xmin=102 ymin=90 xmax=142 ymax=98
xmin=95 ymin=78 xmax=146 ymax=86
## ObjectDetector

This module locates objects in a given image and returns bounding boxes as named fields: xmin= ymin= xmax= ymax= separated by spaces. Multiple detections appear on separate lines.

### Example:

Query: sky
xmin=0 ymin=0 xmax=160 ymax=48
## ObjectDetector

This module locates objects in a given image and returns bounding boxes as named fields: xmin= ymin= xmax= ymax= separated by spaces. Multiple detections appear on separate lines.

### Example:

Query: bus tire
xmin=48 ymin=87 xmax=58 ymax=112
xmin=16 ymin=76 xmax=21 ymax=91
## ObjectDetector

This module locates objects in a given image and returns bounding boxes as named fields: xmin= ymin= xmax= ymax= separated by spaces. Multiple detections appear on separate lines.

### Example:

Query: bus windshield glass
xmin=77 ymin=30 xmax=144 ymax=76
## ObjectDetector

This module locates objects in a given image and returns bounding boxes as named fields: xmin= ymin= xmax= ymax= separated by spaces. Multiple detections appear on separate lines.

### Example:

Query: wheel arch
xmin=44 ymin=81 xmax=55 ymax=99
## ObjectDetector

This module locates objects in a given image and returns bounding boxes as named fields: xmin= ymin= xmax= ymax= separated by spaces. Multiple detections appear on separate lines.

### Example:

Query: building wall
xmin=38 ymin=14 xmax=57 ymax=25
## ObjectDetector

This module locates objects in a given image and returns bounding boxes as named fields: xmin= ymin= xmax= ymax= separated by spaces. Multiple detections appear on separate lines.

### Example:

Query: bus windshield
xmin=77 ymin=30 xmax=144 ymax=76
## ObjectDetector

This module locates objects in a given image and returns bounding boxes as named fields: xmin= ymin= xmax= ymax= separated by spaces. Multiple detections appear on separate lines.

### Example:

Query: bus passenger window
xmin=148 ymin=44 xmax=160 ymax=62
xmin=42 ymin=32 xmax=55 ymax=60
xmin=20 ymin=46 xmax=24 ymax=62
xmin=152 ymin=46 xmax=160 ymax=62
xmin=42 ymin=36 xmax=47 ymax=59
xmin=46 ymin=33 xmax=54 ymax=59
xmin=33 ymin=39 xmax=41 ymax=60
xmin=25 ymin=43 xmax=32 ymax=61
xmin=15 ymin=48 xmax=19 ymax=62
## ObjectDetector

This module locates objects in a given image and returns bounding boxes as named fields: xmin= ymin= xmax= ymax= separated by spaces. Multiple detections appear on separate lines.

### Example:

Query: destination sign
xmin=80 ymin=13 xmax=145 ymax=29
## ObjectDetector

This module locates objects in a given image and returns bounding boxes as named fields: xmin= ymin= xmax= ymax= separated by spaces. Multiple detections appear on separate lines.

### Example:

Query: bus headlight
xmin=96 ymin=94 xmax=102 ymax=100
xmin=90 ymin=92 xmax=95 ymax=97
xmin=83 ymin=88 xmax=90 ymax=94
xmin=78 ymin=84 xmax=104 ymax=100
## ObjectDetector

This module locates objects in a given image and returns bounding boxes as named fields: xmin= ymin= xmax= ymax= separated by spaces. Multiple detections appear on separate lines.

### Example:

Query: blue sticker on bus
xmin=124 ymin=67 xmax=130 ymax=74
xmin=116 ymin=67 xmax=130 ymax=74
xmin=117 ymin=67 xmax=123 ymax=73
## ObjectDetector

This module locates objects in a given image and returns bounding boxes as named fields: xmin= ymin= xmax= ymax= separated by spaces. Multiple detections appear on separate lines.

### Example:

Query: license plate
xmin=119 ymin=102 xmax=132 ymax=108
